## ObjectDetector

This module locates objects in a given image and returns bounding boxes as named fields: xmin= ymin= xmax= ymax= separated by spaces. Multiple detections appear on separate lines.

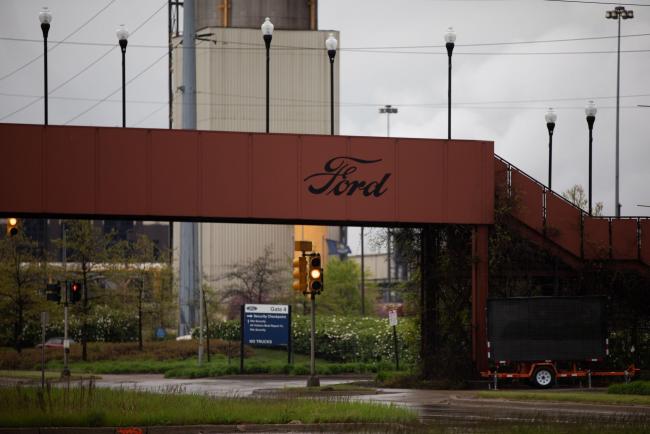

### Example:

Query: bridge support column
xmin=472 ymin=225 xmax=489 ymax=373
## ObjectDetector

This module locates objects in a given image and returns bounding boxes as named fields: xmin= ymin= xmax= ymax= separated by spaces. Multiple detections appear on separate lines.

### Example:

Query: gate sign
xmin=243 ymin=304 xmax=290 ymax=346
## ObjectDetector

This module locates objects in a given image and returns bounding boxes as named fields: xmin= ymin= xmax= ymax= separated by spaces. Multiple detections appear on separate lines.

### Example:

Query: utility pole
xmin=179 ymin=0 xmax=200 ymax=341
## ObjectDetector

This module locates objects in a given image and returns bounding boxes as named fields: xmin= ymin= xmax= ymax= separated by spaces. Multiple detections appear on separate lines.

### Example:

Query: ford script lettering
xmin=304 ymin=156 xmax=391 ymax=197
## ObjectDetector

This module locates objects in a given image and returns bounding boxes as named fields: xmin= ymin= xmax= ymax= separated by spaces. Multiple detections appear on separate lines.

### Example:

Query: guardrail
xmin=495 ymin=155 xmax=650 ymax=266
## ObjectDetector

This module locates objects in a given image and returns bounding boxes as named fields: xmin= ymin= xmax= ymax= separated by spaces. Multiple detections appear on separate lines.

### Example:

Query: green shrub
xmin=196 ymin=314 xmax=418 ymax=366
xmin=608 ymin=381 xmax=650 ymax=396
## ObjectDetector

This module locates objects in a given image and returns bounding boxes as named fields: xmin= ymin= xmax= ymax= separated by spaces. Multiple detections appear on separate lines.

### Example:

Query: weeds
xmin=0 ymin=382 xmax=417 ymax=427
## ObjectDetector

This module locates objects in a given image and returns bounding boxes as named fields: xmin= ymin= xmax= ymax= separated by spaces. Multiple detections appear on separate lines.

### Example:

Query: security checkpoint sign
xmin=243 ymin=304 xmax=290 ymax=346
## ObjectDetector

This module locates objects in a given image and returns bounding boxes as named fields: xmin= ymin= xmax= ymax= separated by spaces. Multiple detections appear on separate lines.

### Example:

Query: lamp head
xmin=545 ymin=107 xmax=557 ymax=124
xmin=444 ymin=27 xmax=456 ymax=44
xmin=325 ymin=33 xmax=338 ymax=51
xmin=585 ymin=100 xmax=597 ymax=117
xmin=261 ymin=17 xmax=274 ymax=36
xmin=116 ymin=24 xmax=129 ymax=41
xmin=39 ymin=7 xmax=52 ymax=24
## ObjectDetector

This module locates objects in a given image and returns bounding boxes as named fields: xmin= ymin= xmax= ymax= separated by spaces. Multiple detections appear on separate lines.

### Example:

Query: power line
xmin=0 ymin=0 xmax=116 ymax=82
xmin=0 ymin=2 xmax=168 ymax=122
xmin=1 ymin=32 xmax=649 ymax=52
xmin=7 ymin=89 xmax=648 ymax=109
xmin=64 ymin=50 xmax=169 ymax=124
xmin=544 ymin=0 xmax=650 ymax=6
xmin=133 ymin=104 xmax=167 ymax=127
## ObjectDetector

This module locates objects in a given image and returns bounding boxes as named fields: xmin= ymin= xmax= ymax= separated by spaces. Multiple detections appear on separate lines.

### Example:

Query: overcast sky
xmin=2 ymin=0 xmax=649 ymax=255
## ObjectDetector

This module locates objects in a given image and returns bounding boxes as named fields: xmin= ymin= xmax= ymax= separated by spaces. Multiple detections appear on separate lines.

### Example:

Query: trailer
xmin=480 ymin=296 xmax=638 ymax=388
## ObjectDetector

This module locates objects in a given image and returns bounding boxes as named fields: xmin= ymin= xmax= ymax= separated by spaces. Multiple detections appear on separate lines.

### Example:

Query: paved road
xmin=94 ymin=374 xmax=362 ymax=397
xmin=92 ymin=374 xmax=650 ymax=425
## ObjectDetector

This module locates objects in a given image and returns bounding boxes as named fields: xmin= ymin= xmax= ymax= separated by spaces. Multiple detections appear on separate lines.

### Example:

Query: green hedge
xmin=193 ymin=314 xmax=418 ymax=365
xmin=608 ymin=381 xmax=650 ymax=396
xmin=20 ymin=305 xmax=138 ymax=345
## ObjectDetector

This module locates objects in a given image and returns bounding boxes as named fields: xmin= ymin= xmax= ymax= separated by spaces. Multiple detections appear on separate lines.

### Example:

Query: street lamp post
xmin=545 ymin=108 xmax=557 ymax=191
xmin=586 ymin=101 xmax=597 ymax=216
xmin=444 ymin=27 xmax=456 ymax=140
xmin=116 ymin=25 xmax=129 ymax=128
xmin=326 ymin=33 xmax=337 ymax=136
xmin=261 ymin=17 xmax=274 ymax=133
xmin=606 ymin=6 xmax=633 ymax=217
xmin=39 ymin=7 xmax=52 ymax=125
xmin=379 ymin=105 xmax=398 ymax=137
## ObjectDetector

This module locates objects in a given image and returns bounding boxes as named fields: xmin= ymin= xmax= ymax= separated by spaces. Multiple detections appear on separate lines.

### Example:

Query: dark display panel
xmin=488 ymin=297 xmax=606 ymax=361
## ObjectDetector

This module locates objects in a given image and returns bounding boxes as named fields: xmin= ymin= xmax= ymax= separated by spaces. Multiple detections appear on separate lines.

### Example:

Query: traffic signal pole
xmin=63 ymin=282 xmax=70 ymax=378
xmin=309 ymin=293 xmax=318 ymax=387
xmin=62 ymin=223 xmax=70 ymax=378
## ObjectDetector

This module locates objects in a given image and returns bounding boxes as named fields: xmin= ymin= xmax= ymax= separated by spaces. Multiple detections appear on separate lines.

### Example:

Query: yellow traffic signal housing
xmin=6 ymin=218 xmax=18 ymax=237
xmin=292 ymin=256 xmax=307 ymax=292
xmin=308 ymin=254 xmax=323 ymax=294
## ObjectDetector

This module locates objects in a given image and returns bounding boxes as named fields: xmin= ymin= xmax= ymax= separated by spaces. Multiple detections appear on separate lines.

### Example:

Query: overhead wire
xmin=64 ymin=49 xmax=170 ymax=124
xmin=1 ymin=31 xmax=649 ymax=52
xmin=543 ymin=0 xmax=650 ymax=6
xmin=3 ymin=90 xmax=649 ymax=109
xmin=0 ymin=0 xmax=116 ymax=82
xmin=0 ymin=1 xmax=168 ymax=122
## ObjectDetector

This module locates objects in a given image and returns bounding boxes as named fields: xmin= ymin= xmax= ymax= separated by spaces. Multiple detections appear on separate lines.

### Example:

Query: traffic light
xmin=292 ymin=256 xmax=307 ymax=293
xmin=46 ymin=282 xmax=61 ymax=303
xmin=308 ymin=254 xmax=323 ymax=294
xmin=6 ymin=218 xmax=18 ymax=237
xmin=69 ymin=281 xmax=82 ymax=304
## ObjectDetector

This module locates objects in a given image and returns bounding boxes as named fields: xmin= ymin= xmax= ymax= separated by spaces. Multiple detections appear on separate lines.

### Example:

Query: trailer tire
xmin=531 ymin=367 xmax=555 ymax=388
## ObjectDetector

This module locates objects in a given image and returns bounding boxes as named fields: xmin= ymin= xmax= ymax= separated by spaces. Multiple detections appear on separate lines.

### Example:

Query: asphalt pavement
xmin=92 ymin=373 xmax=650 ymax=425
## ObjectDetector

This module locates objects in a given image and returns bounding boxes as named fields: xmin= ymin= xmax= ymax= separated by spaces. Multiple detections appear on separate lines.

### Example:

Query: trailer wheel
xmin=531 ymin=367 xmax=555 ymax=388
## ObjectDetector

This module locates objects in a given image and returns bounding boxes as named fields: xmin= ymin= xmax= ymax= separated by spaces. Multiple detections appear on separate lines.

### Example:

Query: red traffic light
xmin=69 ymin=281 xmax=82 ymax=303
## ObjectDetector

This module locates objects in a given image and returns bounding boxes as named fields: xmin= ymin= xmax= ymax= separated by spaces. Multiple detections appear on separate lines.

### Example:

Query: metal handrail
xmin=495 ymin=154 xmax=649 ymax=263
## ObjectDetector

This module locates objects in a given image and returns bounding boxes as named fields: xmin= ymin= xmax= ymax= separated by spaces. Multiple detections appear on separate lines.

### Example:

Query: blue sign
xmin=155 ymin=327 xmax=166 ymax=339
xmin=243 ymin=304 xmax=290 ymax=346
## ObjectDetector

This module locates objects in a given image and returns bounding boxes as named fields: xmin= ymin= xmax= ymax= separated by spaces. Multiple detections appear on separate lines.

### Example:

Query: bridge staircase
xmin=494 ymin=155 xmax=650 ymax=275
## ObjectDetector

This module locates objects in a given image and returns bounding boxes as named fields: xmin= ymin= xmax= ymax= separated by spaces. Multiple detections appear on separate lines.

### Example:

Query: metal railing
xmin=495 ymin=154 xmax=650 ymax=264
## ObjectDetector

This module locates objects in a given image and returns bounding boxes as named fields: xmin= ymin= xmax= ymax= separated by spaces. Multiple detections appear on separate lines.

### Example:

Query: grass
xmin=0 ymin=382 xmax=417 ymax=427
xmin=0 ymin=370 xmax=62 ymax=380
xmin=1 ymin=341 xmax=405 ymax=379
xmin=478 ymin=390 xmax=650 ymax=406
xmin=39 ymin=347 xmax=385 ymax=378
xmin=609 ymin=381 xmax=650 ymax=396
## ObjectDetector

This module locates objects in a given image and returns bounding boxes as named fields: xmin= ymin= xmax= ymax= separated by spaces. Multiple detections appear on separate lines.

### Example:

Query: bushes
xmin=196 ymin=314 xmax=418 ymax=365
xmin=20 ymin=305 xmax=139 ymax=346
xmin=608 ymin=381 xmax=650 ymax=396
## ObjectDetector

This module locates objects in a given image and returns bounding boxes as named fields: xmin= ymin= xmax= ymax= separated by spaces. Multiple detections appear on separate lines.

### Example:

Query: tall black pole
xmin=446 ymin=48 xmax=452 ymax=140
xmin=264 ymin=35 xmax=271 ymax=133
xmin=361 ymin=227 xmax=365 ymax=316
xmin=587 ymin=115 xmax=595 ymax=215
xmin=119 ymin=39 xmax=128 ymax=128
xmin=41 ymin=23 xmax=50 ymax=125
xmin=330 ymin=59 xmax=334 ymax=135
xmin=547 ymin=123 xmax=555 ymax=190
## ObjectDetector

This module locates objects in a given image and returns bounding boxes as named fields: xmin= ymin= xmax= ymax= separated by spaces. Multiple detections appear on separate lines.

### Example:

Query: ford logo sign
xmin=246 ymin=306 xmax=257 ymax=311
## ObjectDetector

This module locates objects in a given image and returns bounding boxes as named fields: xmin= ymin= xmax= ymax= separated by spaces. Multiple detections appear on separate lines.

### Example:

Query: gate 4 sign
xmin=243 ymin=304 xmax=290 ymax=346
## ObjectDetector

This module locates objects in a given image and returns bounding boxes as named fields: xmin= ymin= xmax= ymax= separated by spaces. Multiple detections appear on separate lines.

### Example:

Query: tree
xmin=0 ymin=232 xmax=43 ymax=352
xmin=111 ymin=234 xmax=173 ymax=351
xmin=220 ymin=246 xmax=288 ymax=314
xmin=562 ymin=184 xmax=603 ymax=216
xmin=318 ymin=257 xmax=376 ymax=315
xmin=61 ymin=220 xmax=117 ymax=361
